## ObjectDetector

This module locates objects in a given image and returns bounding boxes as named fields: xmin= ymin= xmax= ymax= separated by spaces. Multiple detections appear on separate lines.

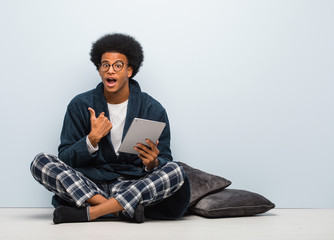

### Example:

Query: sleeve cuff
xmin=86 ymin=136 xmax=99 ymax=154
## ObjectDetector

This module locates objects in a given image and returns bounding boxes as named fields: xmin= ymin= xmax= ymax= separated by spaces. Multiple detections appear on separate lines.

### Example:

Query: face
xmin=99 ymin=52 xmax=133 ymax=104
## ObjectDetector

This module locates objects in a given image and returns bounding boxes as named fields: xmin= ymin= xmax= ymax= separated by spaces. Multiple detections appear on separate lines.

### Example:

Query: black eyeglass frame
xmin=98 ymin=60 xmax=129 ymax=72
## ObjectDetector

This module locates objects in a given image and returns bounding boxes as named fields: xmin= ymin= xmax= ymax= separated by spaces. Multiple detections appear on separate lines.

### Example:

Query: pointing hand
xmin=88 ymin=107 xmax=113 ymax=147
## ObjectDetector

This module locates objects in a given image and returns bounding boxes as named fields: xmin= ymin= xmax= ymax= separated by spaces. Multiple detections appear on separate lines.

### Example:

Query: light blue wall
xmin=0 ymin=0 xmax=333 ymax=208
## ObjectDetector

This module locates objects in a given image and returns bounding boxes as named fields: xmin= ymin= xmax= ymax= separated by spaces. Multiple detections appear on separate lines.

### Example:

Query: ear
xmin=127 ymin=66 xmax=133 ymax=78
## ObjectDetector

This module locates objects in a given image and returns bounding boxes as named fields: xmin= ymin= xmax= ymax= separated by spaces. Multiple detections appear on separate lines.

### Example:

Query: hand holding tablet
xmin=119 ymin=118 xmax=166 ymax=154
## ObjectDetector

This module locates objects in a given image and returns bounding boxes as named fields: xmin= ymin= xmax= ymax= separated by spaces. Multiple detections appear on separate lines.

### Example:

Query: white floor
xmin=0 ymin=208 xmax=333 ymax=240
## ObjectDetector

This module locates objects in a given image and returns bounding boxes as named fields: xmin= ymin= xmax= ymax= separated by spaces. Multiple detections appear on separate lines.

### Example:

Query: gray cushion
xmin=178 ymin=162 xmax=231 ymax=207
xmin=191 ymin=189 xmax=275 ymax=218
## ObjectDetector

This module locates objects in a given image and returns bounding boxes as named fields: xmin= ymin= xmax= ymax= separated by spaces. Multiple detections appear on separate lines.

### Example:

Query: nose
xmin=106 ymin=66 xmax=116 ymax=73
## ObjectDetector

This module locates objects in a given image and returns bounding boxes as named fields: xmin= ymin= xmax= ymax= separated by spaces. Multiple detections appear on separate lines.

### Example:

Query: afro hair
xmin=90 ymin=33 xmax=144 ymax=79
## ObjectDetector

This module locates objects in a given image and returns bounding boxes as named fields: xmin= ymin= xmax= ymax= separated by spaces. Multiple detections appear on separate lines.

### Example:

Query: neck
xmin=104 ymin=89 xmax=129 ymax=104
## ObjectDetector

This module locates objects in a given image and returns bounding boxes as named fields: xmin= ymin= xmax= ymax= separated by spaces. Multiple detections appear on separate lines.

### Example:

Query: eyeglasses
xmin=99 ymin=60 xmax=128 ymax=72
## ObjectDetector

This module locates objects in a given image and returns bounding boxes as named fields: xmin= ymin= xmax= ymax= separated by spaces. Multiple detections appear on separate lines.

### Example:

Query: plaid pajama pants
xmin=30 ymin=153 xmax=185 ymax=218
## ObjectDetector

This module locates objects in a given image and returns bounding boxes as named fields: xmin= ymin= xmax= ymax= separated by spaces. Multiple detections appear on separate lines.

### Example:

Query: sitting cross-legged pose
xmin=30 ymin=33 xmax=190 ymax=224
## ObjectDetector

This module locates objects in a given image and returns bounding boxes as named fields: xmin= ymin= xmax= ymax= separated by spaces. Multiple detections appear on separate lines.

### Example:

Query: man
xmin=30 ymin=33 xmax=190 ymax=224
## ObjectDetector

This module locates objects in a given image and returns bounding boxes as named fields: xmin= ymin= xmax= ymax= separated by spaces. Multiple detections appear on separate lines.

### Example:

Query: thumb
xmin=88 ymin=107 xmax=96 ymax=120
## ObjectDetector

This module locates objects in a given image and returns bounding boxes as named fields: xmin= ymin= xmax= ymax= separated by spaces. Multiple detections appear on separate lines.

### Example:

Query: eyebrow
xmin=101 ymin=60 xmax=123 ymax=63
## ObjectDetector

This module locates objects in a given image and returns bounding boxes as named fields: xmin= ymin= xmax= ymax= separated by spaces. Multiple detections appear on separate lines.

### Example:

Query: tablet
xmin=119 ymin=118 xmax=166 ymax=154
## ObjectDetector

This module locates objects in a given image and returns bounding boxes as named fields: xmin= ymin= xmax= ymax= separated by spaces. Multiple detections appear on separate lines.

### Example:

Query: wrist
xmin=86 ymin=136 xmax=99 ymax=154
xmin=88 ymin=133 xmax=99 ymax=148
xmin=146 ymin=158 xmax=159 ymax=171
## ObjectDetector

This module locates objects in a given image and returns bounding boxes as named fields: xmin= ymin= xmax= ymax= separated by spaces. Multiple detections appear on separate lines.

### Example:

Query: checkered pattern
xmin=30 ymin=153 xmax=107 ymax=207
xmin=111 ymin=161 xmax=185 ymax=217
xmin=30 ymin=153 xmax=185 ymax=218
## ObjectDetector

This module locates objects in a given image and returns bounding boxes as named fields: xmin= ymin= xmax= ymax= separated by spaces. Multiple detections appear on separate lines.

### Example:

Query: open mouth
xmin=106 ymin=78 xmax=117 ymax=87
